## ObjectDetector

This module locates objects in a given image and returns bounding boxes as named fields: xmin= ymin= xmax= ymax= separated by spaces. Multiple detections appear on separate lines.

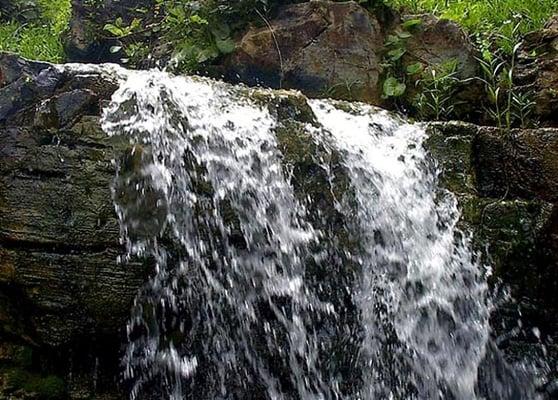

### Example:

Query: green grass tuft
xmin=0 ymin=0 xmax=71 ymax=62
xmin=388 ymin=0 xmax=558 ymax=52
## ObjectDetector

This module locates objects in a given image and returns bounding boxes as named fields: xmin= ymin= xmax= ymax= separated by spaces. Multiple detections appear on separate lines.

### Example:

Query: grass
xmin=0 ymin=0 xmax=71 ymax=62
xmin=388 ymin=0 xmax=558 ymax=53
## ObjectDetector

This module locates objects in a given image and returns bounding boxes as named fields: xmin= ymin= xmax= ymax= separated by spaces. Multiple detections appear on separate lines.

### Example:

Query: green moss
xmin=275 ymin=123 xmax=317 ymax=166
xmin=5 ymin=368 xmax=65 ymax=399
xmin=457 ymin=196 xmax=553 ymax=277
xmin=425 ymin=128 xmax=476 ymax=195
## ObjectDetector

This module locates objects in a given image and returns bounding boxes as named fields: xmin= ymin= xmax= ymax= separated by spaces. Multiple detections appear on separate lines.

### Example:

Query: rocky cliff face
xmin=0 ymin=54 xmax=144 ymax=399
xmin=427 ymin=122 xmax=558 ymax=397
xmin=0 ymin=51 xmax=557 ymax=397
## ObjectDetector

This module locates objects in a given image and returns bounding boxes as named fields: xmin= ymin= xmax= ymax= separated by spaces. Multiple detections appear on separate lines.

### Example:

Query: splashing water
xmin=101 ymin=69 xmax=539 ymax=400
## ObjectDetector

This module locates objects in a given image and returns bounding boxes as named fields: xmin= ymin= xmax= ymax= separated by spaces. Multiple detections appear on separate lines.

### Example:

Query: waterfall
xmin=101 ymin=70 xmax=539 ymax=400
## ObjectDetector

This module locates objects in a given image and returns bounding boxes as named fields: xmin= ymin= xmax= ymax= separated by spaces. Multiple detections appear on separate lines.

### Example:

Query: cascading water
xmin=101 ymin=69 xmax=540 ymax=399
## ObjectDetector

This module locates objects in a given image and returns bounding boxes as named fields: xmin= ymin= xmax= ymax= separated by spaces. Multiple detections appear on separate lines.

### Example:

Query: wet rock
xmin=427 ymin=121 xmax=558 ymax=202
xmin=473 ymin=127 xmax=558 ymax=202
xmin=0 ymin=54 xmax=63 ymax=123
xmin=426 ymin=121 xmax=558 ymax=340
xmin=0 ymin=53 xmax=140 ymax=400
xmin=226 ymin=1 xmax=387 ymax=103
xmin=424 ymin=121 xmax=478 ymax=194
xmin=517 ymin=14 xmax=558 ymax=127
xmin=34 ymin=89 xmax=99 ymax=128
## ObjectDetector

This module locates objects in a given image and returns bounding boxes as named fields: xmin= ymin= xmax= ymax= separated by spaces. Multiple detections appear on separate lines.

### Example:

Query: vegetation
xmin=388 ymin=0 xmax=557 ymax=53
xmin=5 ymin=368 xmax=65 ymax=399
xmin=413 ymin=59 xmax=461 ymax=121
xmin=0 ymin=0 xmax=71 ymax=62
xmin=102 ymin=0 xmax=283 ymax=71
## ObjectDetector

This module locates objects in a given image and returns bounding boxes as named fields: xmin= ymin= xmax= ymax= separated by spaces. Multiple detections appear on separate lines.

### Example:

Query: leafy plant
xmin=102 ymin=0 xmax=278 ymax=71
xmin=381 ymin=18 xmax=422 ymax=99
xmin=104 ymin=17 xmax=142 ymax=38
xmin=0 ymin=0 xmax=71 ymax=62
xmin=477 ymin=55 xmax=507 ymax=127
xmin=413 ymin=59 xmax=462 ymax=120
xmin=512 ymin=91 xmax=536 ymax=128
xmin=476 ymin=24 xmax=537 ymax=129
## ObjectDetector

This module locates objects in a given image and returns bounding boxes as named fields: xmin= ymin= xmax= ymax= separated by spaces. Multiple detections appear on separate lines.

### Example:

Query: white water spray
xmin=100 ymin=69 xmax=538 ymax=400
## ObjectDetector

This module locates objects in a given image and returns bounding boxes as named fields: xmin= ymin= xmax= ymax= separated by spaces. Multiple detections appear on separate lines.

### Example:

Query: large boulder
xmin=403 ymin=14 xmax=478 ymax=80
xmin=226 ymin=1 xmax=388 ymax=103
xmin=517 ymin=14 xmax=558 ymax=127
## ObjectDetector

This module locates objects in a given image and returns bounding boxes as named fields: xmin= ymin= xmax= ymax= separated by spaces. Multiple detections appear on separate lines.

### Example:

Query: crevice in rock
xmin=0 ymin=236 xmax=120 ymax=255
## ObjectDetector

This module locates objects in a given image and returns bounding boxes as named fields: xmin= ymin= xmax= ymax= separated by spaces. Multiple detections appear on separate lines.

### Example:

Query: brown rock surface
xmin=517 ymin=14 xmax=558 ymax=127
xmin=226 ymin=1 xmax=387 ymax=103
xmin=0 ymin=53 xmax=144 ymax=399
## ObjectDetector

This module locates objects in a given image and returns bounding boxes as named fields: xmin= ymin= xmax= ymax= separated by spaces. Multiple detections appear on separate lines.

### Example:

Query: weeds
xmin=413 ymin=59 xmax=462 ymax=120
xmin=388 ymin=0 xmax=556 ymax=54
xmin=381 ymin=18 xmax=423 ymax=100
xmin=476 ymin=22 xmax=537 ymax=129
xmin=0 ymin=0 xmax=71 ymax=62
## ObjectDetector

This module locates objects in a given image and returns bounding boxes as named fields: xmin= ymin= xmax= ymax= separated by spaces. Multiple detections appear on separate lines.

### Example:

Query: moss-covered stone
xmin=425 ymin=121 xmax=479 ymax=195
xmin=426 ymin=120 xmax=558 ymax=352
xmin=459 ymin=196 xmax=553 ymax=274
xmin=4 ymin=368 xmax=65 ymax=399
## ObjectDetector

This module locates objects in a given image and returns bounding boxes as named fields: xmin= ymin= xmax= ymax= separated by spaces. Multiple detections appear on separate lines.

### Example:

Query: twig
xmin=255 ymin=8 xmax=284 ymax=88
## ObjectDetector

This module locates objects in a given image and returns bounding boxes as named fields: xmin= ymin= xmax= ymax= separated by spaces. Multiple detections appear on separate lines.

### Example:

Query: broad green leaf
xmin=385 ymin=34 xmax=400 ymax=45
xmin=104 ymin=23 xmax=125 ymax=37
xmin=406 ymin=62 xmax=423 ymax=75
xmin=388 ymin=47 xmax=406 ymax=61
xmin=190 ymin=14 xmax=208 ymax=25
xmin=109 ymin=45 xmax=122 ymax=53
xmin=397 ymin=31 xmax=412 ymax=39
xmin=383 ymin=77 xmax=406 ymax=97
xmin=130 ymin=18 xmax=142 ymax=31
xmin=215 ymin=37 xmax=235 ymax=54
xmin=211 ymin=23 xmax=231 ymax=40
xmin=402 ymin=19 xmax=422 ymax=30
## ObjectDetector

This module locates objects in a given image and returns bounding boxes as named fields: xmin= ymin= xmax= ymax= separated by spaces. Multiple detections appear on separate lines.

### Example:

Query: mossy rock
xmin=425 ymin=121 xmax=478 ymax=195
xmin=4 ymin=368 xmax=65 ymax=399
